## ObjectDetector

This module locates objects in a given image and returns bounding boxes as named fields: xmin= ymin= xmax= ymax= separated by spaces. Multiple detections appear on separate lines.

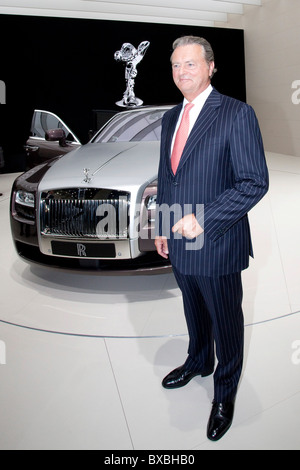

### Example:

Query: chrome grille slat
xmin=40 ymin=188 xmax=130 ymax=239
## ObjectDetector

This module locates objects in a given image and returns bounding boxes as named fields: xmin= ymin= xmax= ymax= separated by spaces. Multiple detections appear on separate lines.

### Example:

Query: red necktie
xmin=171 ymin=102 xmax=194 ymax=174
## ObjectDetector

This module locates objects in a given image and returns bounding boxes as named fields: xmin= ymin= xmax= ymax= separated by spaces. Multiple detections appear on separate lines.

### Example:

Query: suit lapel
xmin=176 ymin=89 xmax=221 ymax=174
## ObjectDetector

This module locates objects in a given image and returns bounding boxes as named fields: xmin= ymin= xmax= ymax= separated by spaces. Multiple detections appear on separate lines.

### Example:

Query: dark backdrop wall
xmin=0 ymin=14 xmax=246 ymax=172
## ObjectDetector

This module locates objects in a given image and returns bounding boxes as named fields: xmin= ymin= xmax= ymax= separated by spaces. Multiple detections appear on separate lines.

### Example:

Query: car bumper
xmin=11 ymin=217 xmax=171 ymax=275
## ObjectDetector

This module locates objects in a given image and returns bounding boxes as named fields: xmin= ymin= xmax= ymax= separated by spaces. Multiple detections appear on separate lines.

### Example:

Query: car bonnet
xmin=37 ymin=141 xmax=160 ymax=192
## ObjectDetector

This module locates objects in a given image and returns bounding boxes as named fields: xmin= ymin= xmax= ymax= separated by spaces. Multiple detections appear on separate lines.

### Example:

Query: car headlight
xmin=15 ymin=190 xmax=35 ymax=208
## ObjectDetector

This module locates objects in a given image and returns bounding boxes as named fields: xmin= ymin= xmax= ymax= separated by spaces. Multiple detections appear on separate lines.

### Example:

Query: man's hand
xmin=155 ymin=236 xmax=169 ymax=259
xmin=172 ymin=214 xmax=204 ymax=239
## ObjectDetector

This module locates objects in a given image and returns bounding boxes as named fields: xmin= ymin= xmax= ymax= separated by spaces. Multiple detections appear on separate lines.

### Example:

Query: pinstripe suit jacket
xmin=156 ymin=88 xmax=269 ymax=276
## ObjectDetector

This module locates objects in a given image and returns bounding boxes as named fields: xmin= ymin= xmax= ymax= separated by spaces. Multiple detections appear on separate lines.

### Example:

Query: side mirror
xmin=45 ymin=128 xmax=68 ymax=147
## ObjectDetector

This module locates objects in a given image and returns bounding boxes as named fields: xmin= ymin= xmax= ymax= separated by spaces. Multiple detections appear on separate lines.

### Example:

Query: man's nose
xmin=179 ymin=64 xmax=189 ymax=75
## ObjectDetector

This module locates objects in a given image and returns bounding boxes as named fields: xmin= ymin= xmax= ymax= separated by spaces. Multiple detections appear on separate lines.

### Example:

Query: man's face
xmin=171 ymin=44 xmax=214 ymax=101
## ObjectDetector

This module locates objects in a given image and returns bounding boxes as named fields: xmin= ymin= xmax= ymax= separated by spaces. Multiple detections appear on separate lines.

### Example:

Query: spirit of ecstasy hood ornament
xmin=83 ymin=168 xmax=92 ymax=183
xmin=114 ymin=41 xmax=150 ymax=108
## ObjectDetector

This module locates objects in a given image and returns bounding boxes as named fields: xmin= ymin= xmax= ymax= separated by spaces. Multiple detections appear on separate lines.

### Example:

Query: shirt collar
xmin=183 ymin=84 xmax=213 ymax=109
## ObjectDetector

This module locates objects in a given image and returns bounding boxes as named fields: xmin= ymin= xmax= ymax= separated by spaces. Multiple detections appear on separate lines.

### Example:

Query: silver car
xmin=11 ymin=106 xmax=173 ymax=274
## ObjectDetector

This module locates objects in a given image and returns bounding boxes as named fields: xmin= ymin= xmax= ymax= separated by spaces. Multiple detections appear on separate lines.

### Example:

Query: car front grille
xmin=40 ymin=188 xmax=130 ymax=239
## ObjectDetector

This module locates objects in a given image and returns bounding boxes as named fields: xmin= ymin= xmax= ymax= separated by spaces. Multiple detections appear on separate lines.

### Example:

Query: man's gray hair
xmin=172 ymin=36 xmax=217 ymax=78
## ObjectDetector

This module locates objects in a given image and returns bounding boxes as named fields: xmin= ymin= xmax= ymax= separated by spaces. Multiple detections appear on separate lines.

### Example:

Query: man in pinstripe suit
xmin=155 ymin=36 xmax=269 ymax=441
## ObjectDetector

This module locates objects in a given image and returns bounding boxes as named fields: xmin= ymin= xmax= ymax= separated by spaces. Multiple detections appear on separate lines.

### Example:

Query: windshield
xmin=93 ymin=108 xmax=169 ymax=143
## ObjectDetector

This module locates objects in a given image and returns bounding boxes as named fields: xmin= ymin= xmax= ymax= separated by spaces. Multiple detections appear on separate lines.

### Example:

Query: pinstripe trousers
xmin=172 ymin=266 xmax=244 ymax=403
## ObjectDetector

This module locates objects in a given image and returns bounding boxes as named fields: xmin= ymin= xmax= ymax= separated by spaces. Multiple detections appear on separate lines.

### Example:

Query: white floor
xmin=0 ymin=152 xmax=300 ymax=450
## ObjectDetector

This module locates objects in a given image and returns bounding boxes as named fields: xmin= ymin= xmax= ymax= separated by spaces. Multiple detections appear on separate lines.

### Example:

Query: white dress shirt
xmin=171 ymin=84 xmax=213 ymax=153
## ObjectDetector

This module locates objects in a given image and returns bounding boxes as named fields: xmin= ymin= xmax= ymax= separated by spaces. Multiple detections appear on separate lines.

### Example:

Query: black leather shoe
xmin=207 ymin=401 xmax=235 ymax=441
xmin=162 ymin=364 xmax=213 ymax=389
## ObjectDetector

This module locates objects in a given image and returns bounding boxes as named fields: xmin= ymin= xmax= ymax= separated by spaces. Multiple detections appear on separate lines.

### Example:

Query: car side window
xmin=30 ymin=111 xmax=76 ymax=142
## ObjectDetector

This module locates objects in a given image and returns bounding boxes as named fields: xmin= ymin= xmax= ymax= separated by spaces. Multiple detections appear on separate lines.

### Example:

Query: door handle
xmin=24 ymin=145 xmax=39 ymax=153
